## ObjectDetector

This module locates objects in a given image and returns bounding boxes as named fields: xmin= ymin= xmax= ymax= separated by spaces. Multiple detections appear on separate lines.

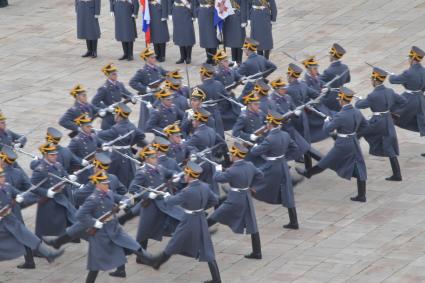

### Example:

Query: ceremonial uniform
xmin=237 ymin=52 xmax=276 ymax=78
xmin=193 ymin=0 xmax=218 ymax=64
xmin=76 ymin=0 xmax=101 ymax=57
xmin=0 ymin=129 xmax=27 ymax=148
xmin=31 ymin=145 xmax=83 ymax=175
xmin=181 ymin=108 xmax=216 ymax=136
xmin=59 ymin=101 xmax=98 ymax=134
xmin=146 ymin=103 xmax=184 ymax=133
xmin=149 ymin=0 xmax=170 ymax=61
xmin=223 ymin=0 xmax=248 ymax=63
xmin=167 ymin=142 xmax=191 ymax=164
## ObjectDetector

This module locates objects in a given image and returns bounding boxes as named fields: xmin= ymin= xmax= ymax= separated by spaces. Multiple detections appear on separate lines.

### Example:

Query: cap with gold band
xmin=163 ymin=123 xmax=181 ymax=136
xmin=93 ymin=152 xmax=112 ymax=170
xmin=39 ymin=142 xmax=58 ymax=155
xmin=266 ymin=110 xmax=284 ymax=125
xmin=191 ymin=87 xmax=207 ymax=101
xmin=140 ymin=48 xmax=155 ymax=60
xmin=155 ymin=88 xmax=173 ymax=100
xmin=165 ymin=78 xmax=182 ymax=90
xmin=166 ymin=69 xmax=183 ymax=79
xmin=212 ymin=50 xmax=228 ymax=62
xmin=70 ymin=84 xmax=86 ymax=98
xmin=330 ymin=43 xmax=346 ymax=59
xmin=243 ymin=38 xmax=259 ymax=51
xmin=409 ymin=46 xmax=425 ymax=62
xmin=287 ymin=63 xmax=303 ymax=78
xmin=90 ymin=171 xmax=110 ymax=184
xmin=74 ymin=113 xmax=92 ymax=126
xmin=46 ymin=127 xmax=63 ymax=144
xmin=102 ymin=63 xmax=118 ymax=76
xmin=337 ymin=86 xmax=355 ymax=102
xmin=371 ymin=67 xmax=388 ymax=82
xmin=302 ymin=56 xmax=319 ymax=68
xmin=139 ymin=145 xmax=157 ymax=160
xmin=114 ymin=102 xmax=132 ymax=118
xmin=200 ymin=63 xmax=215 ymax=78
xmin=0 ymin=146 xmax=17 ymax=165
xmin=270 ymin=78 xmax=287 ymax=90
xmin=152 ymin=136 xmax=170 ymax=152
xmin=230 ymin=142 xmax=248 ymax=158
xmin=241 ymin=90 xmax=260 ymax=105
xmin=193 ymin=108 xmax=211 ymax=122
xmin=184 ymin=161 xmax=203 ymax=178
xmin=254 ymin=80 xmax=271 ymax=95
xmin=0 ymin=112 xmax=6 ymax=121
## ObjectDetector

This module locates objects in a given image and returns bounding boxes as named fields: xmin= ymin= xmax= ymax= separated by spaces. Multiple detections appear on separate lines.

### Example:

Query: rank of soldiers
xmin=1 ymin=39 xmax=425 ymax=283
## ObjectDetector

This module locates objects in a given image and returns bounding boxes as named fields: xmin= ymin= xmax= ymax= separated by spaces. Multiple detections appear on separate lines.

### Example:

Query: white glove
xmin=15 ymin=194 xmax=24 ymax=204
xmin=130 ymin=95 xmax=137 ymax=104
xmin=107 ymin=105 xmax=116 ymax=113
xmin=47 ymin=188 xmax=56 ymax=198
xmin=32 ymin=156 xmax=39 ymax=161
xmin=161 ymin=18 xmax=167 ymax=21
xmin=192 ymin=17 xmax=197 ymax=22
xmin=241 ymin=23 xmax=247 ymax=28
xmin=69 ymin=174 xmax=77 ymax=182
xmin=294 ymin=109 xmax=302 ymax=117
xmin=324 ymin=116 xmax=331 ymax=122
xmin=146 ymin=86 xmax=152 ymax=93
xmin=215 ymin=164 xmax=223 ymax=172
xmin=189 ymin=154 xmax=197 ymax=162
xmin=321 ymin=87 xmax=329 ymax=94
xmin=102 ymin=145 xmax=112 ymax=152
xmin=241 ymin=106 xmax=247 ymax=111
xmin=81 ymin=159 xmax=89 ymax=166
xmin=250 ymin=134 xmax=258 ymax=142
xmin=389 ymin=72 xmax=395 ymax=76
xmin=148 ymin=192 xmax=158 ymax=199
xmin=13 ymin=143 xmax=21 ymax=149
xmin=94 ymin=220 xmax=103 ymax=229
xmin=98 ymin=109 xmax=106 ymax=117
xmin=94 ymin=15 xmax=99 ymax=19
xmin=146 ymin=102 xmax=153 ymax=110
xmin=271 ymin=21 xmax=276 ymax=25
xmin=163 ymin=192 xmax=171 ymax=198
xmin=110 ymin=12 xmax=114 ymax=16
xmin=132 ymin=14 xmax=138 ymax=18
xmin=168 ymin=15 xmax=172 ymax=20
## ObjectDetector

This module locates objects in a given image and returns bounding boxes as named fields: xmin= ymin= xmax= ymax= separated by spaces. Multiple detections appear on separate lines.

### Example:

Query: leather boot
xmin=154 ymin=43 xmax=160 ymax=60
xmin=17 ymin=247 xmax=36 ymax=269
xmin=185 ymin=46 xmax=192 ymax=64
xmin=43 ymin=233 xmax=72 ymax=249
xmin=309 ymin=148 xmax=323 ymax=161
xmin=351 ymin=179 xmax=366 ymax=202
xmin=91 ymin=40 xmax=98 ymax=58
xmin=295 ymin=165 xmax=324 ymax=179
xmin=109 ymin=264 xmax=126 ymax=278
xmin=231 ymin=48 xmax=238 ymax=62
xmin=82 ymin=40 xmax=92 ymax=57
xmin=283 ymin=207 xmax=299 ymax=230
xmin=244 ymin=233 xmax=262 ymax=259
xmin=385 ymin=157 xmax=402 ymax=181
xmin=36 ymin=242 xmax=65 ymax=263
xmin=160 ymin=43 xmax=166 ymax=62
xmin=119 ymin=42 xmax=128 ymax=60
xmin=176 ymin=47 xmax=186 ymax=64
xmin=118 ymin=209 xmax=135 ymax=225
xmin=136 ymin=239 xmax=148 ymax=263
xmin=206 ymin=48 xmax=213 ymax=64
xmin=207 ymin=218 xmax=217 ymax=227
xmin=304 ymin=153 xmax=312 ymax=170
xmin=236 ymin=48 xmax=243 ymax=64
xmin=205 ymin=260 xmax=222 ymax=283
xmin=150 ymin=251 xmax=171 ymax=270
xmin=264 ymin=50 xmax=271 ymax=59
xmin=127 ymin=41 xmax=134 ymax=61
xmin=85 ymin=271 xmax=99 ymax=283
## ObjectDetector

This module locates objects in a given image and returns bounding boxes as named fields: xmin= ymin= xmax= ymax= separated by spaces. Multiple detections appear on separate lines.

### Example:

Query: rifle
xmin=102 ymin=130 xmax=135 ymax=147
xmin=364 ymin=62 xmax=394 ymax=75
xmin=219 ymin=94 xmax=245 ymax=108
xmin=0 ymin=203 xmax=13 ymax=218
xmin=48 ymin=173 xmax=83 ymax=188
xmin=253 ymin=125 xmax=268 ymax=137
xmin=109 ymin=147 xmax=142 ymax=166
xmin=225 ymin=133 xmax=254 ymax=147
xmin=282 ymin=51 xmax=298 ymax=62
xmin=224 ymin=68 xmax=276 ymax=91
xmin=151 ymin=128 xmax=168 ymax=137
xmin=322 ymin=69 xmax=350 ymax=89
xmin=13 ymin=146 xmax=39 ymax=160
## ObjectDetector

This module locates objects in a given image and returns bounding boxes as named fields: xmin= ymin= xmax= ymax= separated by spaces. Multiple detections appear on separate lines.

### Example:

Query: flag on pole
xmin=140 ymin=0 xmax=151 ymax=46
xmin=213 ymin=0 xmax=234 ymax=41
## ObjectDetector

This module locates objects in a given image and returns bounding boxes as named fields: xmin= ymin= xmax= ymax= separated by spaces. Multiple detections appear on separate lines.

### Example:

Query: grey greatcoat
xmin=110 ymin=0 xmax=139 ymax=42
xmin=389 ymin=63 xmax=425 ymax=135
xmin=59 ymin=101 xmax=98 ymax=133
xmin=210 ymin=160 xmax=263 ymax=234
xmin=30 ymin=145 xmax=83 ymax=175
xmin=163 ymin=180 xmax=218 ymax=261
xmin=146 ymin=103 xmax=184 ymax=133
xmin=169 ymin=0 xmax=196 ymax=46
xmin=149 ymin=1 xmax=170 ymax=43
xmin=251 ymin=127 xmax=300 ymax=208
xmin=76 ymin=0 xmax=101 ymax=40
xmin=319 ymin=60 xmax=351 ymax=112
xmin=76 ymin=189 xmax=141 ymax=271
xmin=248 ymin=0 xmax=277 ymax=50
xmin=223 ymin=0 xmax=248 ymax=48
xmin=236 ymin=52 xmax=277 ymax=78
xmin=193 ymin=0 xmax=219 ymax=48
xmin=355 ymin=85 xmax=407 ymax=157
xmin=317 ymin=104 xmax=368 ymax=181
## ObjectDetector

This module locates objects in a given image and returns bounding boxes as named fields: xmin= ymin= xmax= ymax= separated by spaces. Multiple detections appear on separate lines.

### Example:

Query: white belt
xmin=405 ymin=89 xmax=423 ymax=94
xmin=264 ymin=154 xmax=285 ymax=161
xmin=230 ymin=187 xmax=249 ymax=192
xmin=336 ymin=132 xmax=356 ymax=138
xmin=200 ymin=4 xmax=212 ymax=8
xmin=372 ymin=111 xmax=389 ymax=116
xmin=252 ymin=5 xmax=266 ymax=10
xmin=79 ymin=0 xmax=94 ymax=2
xmin=112 ymin=145 xmax=131 ymax=149
xmin=174 ymin=3 xmax=186 ymax=7
xmin=149 ymin=0 xmax=160 ymax=5
xmin=183 ymin=208 xmax=204 ymax=214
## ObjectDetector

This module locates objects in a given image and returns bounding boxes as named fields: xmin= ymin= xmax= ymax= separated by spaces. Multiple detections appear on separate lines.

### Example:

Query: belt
xmin=200 ymin=4 xmax=212 ymax=8
xmin=263 ymin=154 xmax=285 ymax=161
xmin=405 ymin=89 xmax=423 ymax=94
xmin=336 ymin=132 xmax=356 ymax=138
xmin=149 ymin=1 xmax=160 ymax=5
xmin=252 ymin=5 xmax=266 ymax=10
xmin=230 ymin=187 xmax=249 ymax=192
xmin=112 ymin=145 xmax=131 ymax=149
xmin=174 ymin=2 xmax=186 ymax=7
xmin=78 ymin=0 xmax=94 ymax=2
xmin=372 ymin=110 xmax=389 ymax=116
xmin=183 ymin=208 xmax=204 ymax=214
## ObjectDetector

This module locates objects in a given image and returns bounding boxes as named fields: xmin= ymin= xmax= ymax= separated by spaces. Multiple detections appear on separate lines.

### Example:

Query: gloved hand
xmin=294 ymin=109 xmax=302 ymax=117
xmin=94 ymin=220 xmax=103 ymax=229
xmin=94 ymin=15 xmax=99 ymax=19
xmin=324 ymin=116 xmax=331 ymax=122
xmin=161 ymin=18 xmax=167 ymax=21
xmin=168 ymin=15 xmax=172 ymax=20
xmin=241 ymin=23 xmax=247 ymax=28
xmin=98 ymin=109 xmax=106 ymax=117
xmin=107 ymin=105 xmax=116 ymax=113
xmin=110 ymin=12 xmax=114 ymax=16
xmin=321 ymin=87 xmax=329 ymax=94
xmin=32 ymin=156 xmax=39 ymax=161
xmin=148 ymin=192 xmax=158 ymax=199
xmin=13 ymin=143 xmax=21 ymax=149
xmin=250 ymin=134 xmax=258 ymax=141
xmin=146 ymin=86 xmax=153 ymax=93
xmin=132 ymin=14 xmax=137 ymax=19
xmin=163 ymin=192 xmax=171 ymax=198
xmin=192 ymin=18 xmax=197 ymax=22
xmin=130 ymin=95 xmax=137 ymax=104
xmin=271 ymin=21 xmax=276 ymax=25
xmin=146 ymin=102 xmax=153 ymax=110
xmin=102 ymin=145 xmax=112 ymax=152
xmin=15 ymin=194 xmax=24 ymax=203
xmin=47 ymin=188 xmax=56 ymax=198
xmin=69 ymin=174 xmax=77 ymax=182
xmin=215 ymin=164 xmax=223 ymax=172
xmin=81 ymin=159 xmax=90 ymax=166
xmin=189 ymin=154 xmax=197 ymax=162
xmin=241 ymin=106 xmax=247 ymax=111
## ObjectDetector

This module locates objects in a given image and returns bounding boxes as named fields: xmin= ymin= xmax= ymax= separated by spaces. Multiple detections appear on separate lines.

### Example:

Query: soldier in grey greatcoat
xmin=76 ymin=0 xmax=101 ymax=58
xmin=149 ymin=0 xmax=170 ymax=62
xmin=193 ymin=0 xmax=219 ymax=64
xmin=169 ymin=0 xmax=196 ymax=64
xmin=224 ymin=0 xmax=248 ymax=63
xmin=110 ymin=0 xmax=139 ymax=60
xmin=248 ymin=0 xmax=277 ymax=59
xmin=146 ymin=162 xmax=221 ymax=283
xmin=163 ymin=123 xmax=192 ymax=164
xmin=164 ymin=77 xmax=190 ymax=111
xmin=0 ymin=0 xmax=8 ymax=8
xmin=237 ymin=38 xmax=277 ymax=78
xmin=0 ymin=112 xmax=27 ymax=150
xmin=356 ymin=67 xmax=407 ymax=181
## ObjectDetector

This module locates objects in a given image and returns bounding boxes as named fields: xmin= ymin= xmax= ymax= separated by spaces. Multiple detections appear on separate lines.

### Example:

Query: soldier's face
xmin=146 ymin=157 xmax=158 ymax=166
xmin=0 ymin=175 xmax=5 ymax=186
xmin=192 ymin=119 xmax=200 ymax=128
xmin=220 ymin=59 xmax=229 ymax=68
xmin=147 ymin=56 xmax=157 ymax=65
xmin=77 ymin=93 xmax=88 ymax=104
xmin=109 ymin=72 xmax=118 ymax=81
xmin=277 ymin=88 xmax=286 ymax=96
xmin=309 ymin=67 xmax=319 ymax=76
xmin=191 ymin=99 xmax=201 ymax=109
xmin=81 ymin=124 xmax=92 ymax=135
xmin=250 ymin=101 xmax=260 ymax=113
xmin=46 ymin=153 xmax=57 ymax=163
xmin=162 ymin=97 xmax=173 ymax=107
xmin=96 ymin=182 xmax=109 ymax=192
xmin=0 ymin=120 xmax=6 ymax=131
xmin=170 ymin=134 xmax=181 ymax=144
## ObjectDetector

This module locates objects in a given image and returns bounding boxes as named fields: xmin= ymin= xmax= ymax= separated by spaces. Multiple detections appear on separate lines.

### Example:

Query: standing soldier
xmin=193 ymin=0 xmax=219 ymax=64
xmin=169 ymin=0 xmax=196 ymax=64
xmin=110 ymin=0 xmax=139 ymax=61
xmin=223 ymin=0 xmax=248 ymax=64
xmin=149 ymin=0 xmax=170 ymax=62
xmin=296 ymin=87 xmax=369 ymax=202
xmin=76 ymin=0 xmax=101 ymax=58
xmin=92 ymin=63 xmax=136 ymax=130
xmin=248 ymin=0 xmax=277 ymax=59
xmin=237 ymin=38 xmax=277 ymax=78
xmin=356 ymin=67 xmax=407 ymax=181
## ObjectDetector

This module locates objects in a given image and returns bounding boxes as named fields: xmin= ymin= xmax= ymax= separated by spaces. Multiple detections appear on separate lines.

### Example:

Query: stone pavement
xmin=1 ymin=0 xmax=425 ymax=282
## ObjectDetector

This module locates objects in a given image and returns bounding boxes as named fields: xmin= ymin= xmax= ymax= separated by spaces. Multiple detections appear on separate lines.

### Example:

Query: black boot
xmin=36 ymin=242 xmax=65 ymax=263
xmin=304 ymin=153 xmax=312 ymax=170
xmin=236 ymin=48 xmax=243 ymax=64
xmin=309 ymin=148 xmax=323 ymax=161
xmin=257 ymin=50 xmax=264 ymax=57
xmin=82 ymin=40 xmax=92 ymax=57
xmin=127 ymin=41 xmax=134 ymax=61
xmin=159 ymin=43 xmax=166 ymax=62
xmin=85 ymin=271 xmax=99 ymax=283
xmin=91 ymin=40 xmax=98 ymax=58
xmin=43 ymin=233 xmax=72 ymax=249
xmin=283 ymin=207 xmax=299 ymax=230
xmin=119 ymin=42 xmax=128 ymax=60
xmin=109 ymin=264 xmax=126 ymax=278
xmin=154 ymin=43 xmax=160 ymax=60
xmin=264 ymin=50 xmax=271 ymax=59
xmin=207 ymin=218 xmax=217 ymax=227
xmin=206 ymin=48 xmax=213 ymax=64
xmin=176 ymin=47 xmax=186 ymax=64
xmin=185 ymin=46 xmax=192 ymax=64
xmin=351 ymin=179 xmax=366 ymax=202
xmin=385 ymin=157 xmax=402 ymax=181
xmin=118 ymin=209 xmax=135 ymax=225
xmin=205 ymin=260 xmax=222 ymax=283
xmin=244 ymin=233 xmax=262 ymax=259
xmin=231 ymin=48 xmax=238 ymax=63
xmin=209 ymin=48 xmax=217 ymax=65
xmin=136 ymin=239 xmax=148 ymax=263
xmin=150 ymin=251 xmax=171 ymax=270
xmin=17 ymin=247 xmax=36 ymax=269
xmin=295 ymin=165 xmax=324 ymax=179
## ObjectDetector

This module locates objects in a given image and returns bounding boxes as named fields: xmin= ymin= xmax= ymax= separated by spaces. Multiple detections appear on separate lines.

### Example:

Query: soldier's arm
xmin=192 ymin=0 xmax=199 ymax=18
xmin=76 ymin=196 xmax=97 ymax=227
xmin=164 ymin=190 xmax=186 ymax=207
xmin=389 ymin=71 xmax=408 ymax=85
xmin=128 ymin=172 xmax=146 ymax=195
xmin=133 ymin=128 xmax=147 ymax=147
xmin=161 ymin=0 xmax=168 ymax=19
xmin=68 ymin=148 xmax=84 ymax=168
xmin=240 ymin=0 xmax=248 ymax=24
xmin=183 ymin=132 xmax=202 ymax=149
xmin=67 ymin=138 xmax=80 ymax=157
xmin=286 ymin=136 xmax=302 ymax=161
xmin=206 ymin=188 xmax=219 ymax=208
xmin=95 ymin=0 xmax=101 ymax=16
xmin=213 ymin=168 xmax=232 ymax=183
xmin=109 ymin=0 xmax=114 ymax=12
xmin=250 ymin=137 xmax=272 ymax=157
xmin=357 ymin=112 xmax=369 ymax=133
xmin=59 ymin=108 xmax=79 ymax=132
xmin=323 ymin=113 xmax=342 ymax=133
xmin=393 ymin=90 xmax=408 ymax=106
xmin=91 ymin=86 xmax=107 ymax=108
xmin=133 ymin=0 xmax=140 ymax=16
xmin=354 ymin=96 xmax=371 ymax=109
xmin=113 ymin=177 xmax=128 ymax=195
xmin=264 ymin=59 xmax=277 ymax=78
xmin=270 ymin=0 xmax=277 ymax=22
xmin=252 ymin=165 xmax=264 ymax=183
xmin=30 ymin=169 xmax=49 ymax=197
xmin=96 ymin=127 xmax=119 ymax=142
xmin=232 ymin=115 xmax=251 ymax=141
xmin=10 ymin=130 xmax=27 ymax=147
xmin=74 ymin=184 xmax=94 ymax=207
xmin=319 ymin=68 xmax=334 ymax=83
xmin=129 ymin=70 xmax=148 ymax=93
xmin=145 ymin=109 xmax=161 ymax=132
xmin=119 ymin=83 xmax=135 ymax=100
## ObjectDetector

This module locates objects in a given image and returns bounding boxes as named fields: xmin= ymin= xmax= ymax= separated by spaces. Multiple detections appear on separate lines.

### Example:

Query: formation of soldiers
xmin=1 ymin=36 xmax=425 ymax=283
xmin=75 ymin=0 xmax=277 ymax=63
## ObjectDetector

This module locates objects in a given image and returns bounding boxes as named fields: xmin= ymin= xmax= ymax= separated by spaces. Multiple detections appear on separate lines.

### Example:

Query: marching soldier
xmin=389 ymin=46 xmax=425 ymax=156
xmin=209 ymin=143 xmax=264 ymax=260
xmin=248 ymin=0 xmax=277 ymax=59
xmin=302 ymin=56 xmax=323 ymax=93
xmin=250 ymin=111 xmax=303 ymax=229
xmin=149 ymin=0 xmax=170 ymax=62
xmin=237 ymin=38 xmax=277 ymax=78
xmin=164 ymin=77 xmax=190 ymax=111
xmin=152 ymin=136 xmax=182 ymax=173
xmin=163 ymin=123 xmax=191 ymax=164
xmin=129 ymin=48 xmax=168 ymax=130
xmin=76 ymin=0 xmax=100 ymax=58
xmin=253 ymin=79 xmax=274 ymax=113
xmin=193 ymin=0 xmax=219 ymax=64
xmin=169 ymin=0 xmax=196 ymax=64
xmin=92 ymin=63 xmax=136 ymax=130
xmin=296 ymin=87 xmax=369 ymax=202
xmin=97 ymin=103 xmax=147 ymax=187
xmin=356 ymin=68 xmax=407 ymax=181
xmin=146 ymin=162 xmax=221 ymax=283
xmin=320 ymin=43 xmax=351 ymax=111
xmin=76 ymin=171 xmax=152 ymax=282
xmin=110 ymin=0 xmax=139 ymax=61
xmin=223 ymin=0 xmax=248 ymax=64
xmin=0 ymin=112 xmax=27 ymax=149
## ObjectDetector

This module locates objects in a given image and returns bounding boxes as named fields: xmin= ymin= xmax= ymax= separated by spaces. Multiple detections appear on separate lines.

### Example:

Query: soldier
xmin=97 ymin=103 xmax=147 ymax=187
xmin=76 ymin=171 xmax=152 ymax=282
xmin=152 ymin=136 xmax=182 ymax=173
xmin=356 ymin=68 xmax=407 ymax=181
xmin=163 ymin=123 xmax=191 ymax=164
xmin=193 ymin=0 xmax=219 ymax=64
xmin=0 ymin=112 xmax=27 ymax=149
xmin=320 ymin=43 xmax=351 ymax=111
xmin=237 ymin=38 xmax=277 ymax=78
xmin=149 ymin=0 xmax=170 ymax=62
xmin=389 ymin=46 xmax=425 ymax=156
xmin=129 ymin=48 xmax=168 ymax=130
xmin=248 ymin=0 xmax=277 ymax=59
xmin=75 ymin=0 xmax=100 ymax=58
xmin=92 ymin=63 xmax=136 ymax=130
xmin=250 ymin=111 xmax=302 ymax=229
xmin=0 ymin=0 xmax=7 ymax=8
xmin=146 ymin=162 xmax=221 ymax=283
xmin=169 ymin=0 xmax=195 ymax=64
xmin=110 ymin=0 xmax=139 ymax=60
xmin=208 ymin=143 xmax=264 ymax=259
xmin=59 ymin=84 xmax=99 ymax=137
xmin=0 ymin=167 xmax=64 ymax=267
xmin=302 ymin=56 xmax=323 ymax=93
xmin=146 ymin=88 xmax=184 ymax=133
xmin=30 ymin=143 xmax=77 ymax=238
xmin=253 ymin=79 xmax=274 ymax=113
xmin=223 ymin=0 xmax=248 ymax=64
xmin=163 ymin=77 xmax=190 ymax=111
xmin=296 ymin=87 xmax=369 ymax=202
